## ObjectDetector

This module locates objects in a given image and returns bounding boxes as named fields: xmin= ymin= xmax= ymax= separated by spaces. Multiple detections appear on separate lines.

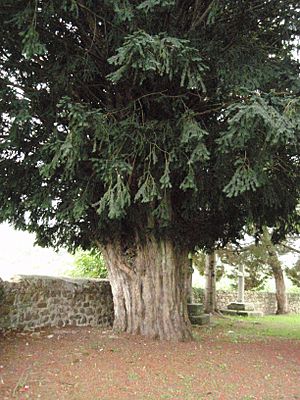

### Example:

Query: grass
xmin=210 ymin=314 xmax=300 ymax=340
xmin=127 ymin=371 xmax=140 ymax=381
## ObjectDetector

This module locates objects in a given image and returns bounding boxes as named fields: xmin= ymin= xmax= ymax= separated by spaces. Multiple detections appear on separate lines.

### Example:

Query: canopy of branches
xmin=0 ymin=0 xmax=299 ymax=251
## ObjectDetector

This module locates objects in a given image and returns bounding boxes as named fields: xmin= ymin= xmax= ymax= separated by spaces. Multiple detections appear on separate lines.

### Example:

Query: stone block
xmin=24 ymin=312 xmax=33 ymax=321
xmin=4 ymin=293 xmax=15 ymax=305
xmin=0 ymin=316 xmax=11 ymax=329
xmin=227 ymin=302 xmax=255 ymax=311
xmin=37 ymin=302 xmax=47 ymax=308
xmin=0 ymin=305 xmax=12 ymax=316
xmin=189 ymin=314 xmax=210 ymax=325
xmin=187 ymin=303 xmax=204 ymax=316
xmin=220 ymin=309 xmax=263 ymax=317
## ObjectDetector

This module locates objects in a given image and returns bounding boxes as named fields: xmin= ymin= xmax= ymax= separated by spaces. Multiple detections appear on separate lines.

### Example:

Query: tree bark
xmin=204 ymin=251 xmax=217 ymax=314
xmin=268 ymin=250 xmax=288 ymax=314
xmin=102 ymin=236 xmax=192 ymax=341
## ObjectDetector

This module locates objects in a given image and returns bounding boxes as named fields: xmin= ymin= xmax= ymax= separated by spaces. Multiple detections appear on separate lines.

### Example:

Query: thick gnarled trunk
xmin=102 ymin=237 xmax=192 ymax=341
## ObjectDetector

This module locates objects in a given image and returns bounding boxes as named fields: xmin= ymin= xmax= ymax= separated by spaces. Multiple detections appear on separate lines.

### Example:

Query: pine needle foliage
xmin=0 ymin=1 xmax=299 ymax=251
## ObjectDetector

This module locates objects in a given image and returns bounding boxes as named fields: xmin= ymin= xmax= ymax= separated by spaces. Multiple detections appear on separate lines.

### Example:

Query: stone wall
xmin=0 ymin=275 xmax=114 ymax=332
xmin=193 ymin=288 xmax=300 ymax=314
xmin=1 ymin=275 xmax=300 ymax=332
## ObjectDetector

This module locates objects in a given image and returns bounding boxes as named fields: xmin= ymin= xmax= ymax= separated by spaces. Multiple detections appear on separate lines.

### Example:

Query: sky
xmin=0 ymin=222 xmax=73 ymax=280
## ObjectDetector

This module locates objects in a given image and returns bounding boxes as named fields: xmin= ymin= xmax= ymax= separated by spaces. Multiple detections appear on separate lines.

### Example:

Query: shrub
xmin=68 ymin=249 xmax=108 ymax=279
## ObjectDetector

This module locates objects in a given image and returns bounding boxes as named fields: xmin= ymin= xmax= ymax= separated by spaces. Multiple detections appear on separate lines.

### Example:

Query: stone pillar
xmin=237 ymin=264 xmax=245 ymax=303
xmin=187 ymin=253 xmax=194 ymax=303
xmin=221 ymin=263 xmax=263 ymax=317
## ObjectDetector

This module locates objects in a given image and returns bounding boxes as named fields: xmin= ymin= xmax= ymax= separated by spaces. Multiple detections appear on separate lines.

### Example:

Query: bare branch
xmin=282 ymin=243 xmax=300 ymax=255
xmin=191 ymin=0 xmax=215 ymax=31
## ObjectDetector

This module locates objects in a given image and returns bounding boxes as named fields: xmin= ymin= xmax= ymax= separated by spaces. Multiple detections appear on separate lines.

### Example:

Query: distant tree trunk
xmin=268 ymin=250 xmax=288 ymax=314
xmin=102 ymin=236 xmax=192 ymax=341
xmin=186 ymin=255 xmax=194 ymax=303
xmin=204 ymin=251 xmax=217 ymax=313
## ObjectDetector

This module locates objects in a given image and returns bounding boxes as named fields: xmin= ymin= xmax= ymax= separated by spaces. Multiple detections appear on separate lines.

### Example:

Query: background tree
xmin=220 ymin=229 xmax=290 ymax=314
xmin=265 ymin=234 xmax=288 ymax=314
xmin=68 ymin=249 xmax=108 ymax=279
xmin=204 ymin=251 xmax=217 ymax=314
xmin=286 ymin=258 xmax=300 ymax=288
xmin=219 ymin=244 xmax=269 ymax=292
xmin=193 ymin=250 xmax=224 ymax=313
xmin=282 ymin=238 xmax=300 ymax=288
xmin=0 ymin=1 xmax=299 ymax=340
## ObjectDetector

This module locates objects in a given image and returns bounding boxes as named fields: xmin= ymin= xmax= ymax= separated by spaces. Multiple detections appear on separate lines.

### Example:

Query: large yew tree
xmin=0 ymin=1 xmax=299 ymax=340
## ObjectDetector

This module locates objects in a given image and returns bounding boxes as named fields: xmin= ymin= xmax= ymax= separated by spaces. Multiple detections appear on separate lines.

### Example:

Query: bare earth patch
xmin=1 ymin=322 xmax=300 ymax=400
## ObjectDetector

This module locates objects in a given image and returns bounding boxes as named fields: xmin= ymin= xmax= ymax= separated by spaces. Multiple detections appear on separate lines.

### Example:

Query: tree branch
xmin=191 ymin=0 xmax=215 ymax=31
xmin=282 ymin=243 xmax=300 ymax=255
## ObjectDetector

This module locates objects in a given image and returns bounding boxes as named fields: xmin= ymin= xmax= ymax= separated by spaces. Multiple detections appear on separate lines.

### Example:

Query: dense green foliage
xmin=219 ymin=240 xmax=274 ymax=291
xmin=193 ymin=251 xmax=224 ymax=281
xmin=286 ymin=257 xmax=300 ymax=287
xmin=221 ymin=248 xmax=270 ymax=291
xmin=68 ymin=248 xmax=108 ymax=278
xmin=0 ymin=1 xmax=299 ymax=252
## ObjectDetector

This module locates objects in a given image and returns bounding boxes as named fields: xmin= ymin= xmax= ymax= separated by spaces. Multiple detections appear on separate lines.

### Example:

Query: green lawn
xmin=208 ymin=314 xmax=300 ymax=340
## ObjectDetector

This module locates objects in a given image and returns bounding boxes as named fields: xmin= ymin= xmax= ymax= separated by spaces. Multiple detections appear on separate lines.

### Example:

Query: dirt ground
xmin=1 ymin=321 xmax=300 ymax=400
